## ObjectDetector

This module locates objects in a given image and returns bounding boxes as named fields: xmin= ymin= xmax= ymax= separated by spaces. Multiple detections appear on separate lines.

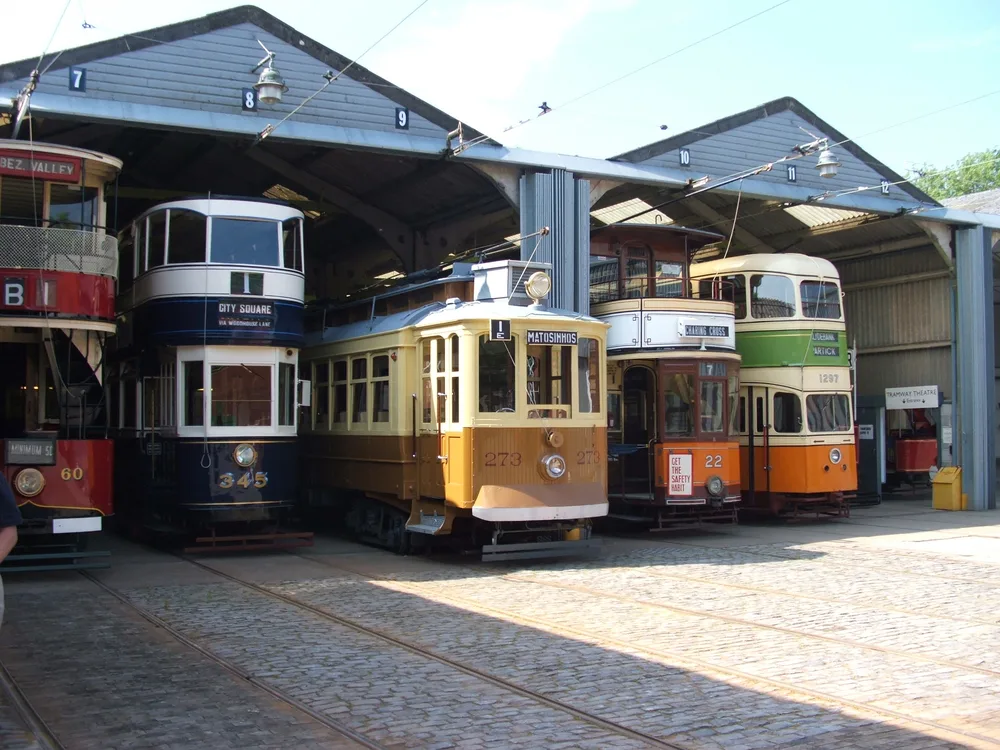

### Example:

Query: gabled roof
xmin=611 ymin=96 xmax=937 ymax=206
xmin=943 ymin=188 xmax=1000 ymax=215
xmin=0 ymin=4 xmax=488 ymax=142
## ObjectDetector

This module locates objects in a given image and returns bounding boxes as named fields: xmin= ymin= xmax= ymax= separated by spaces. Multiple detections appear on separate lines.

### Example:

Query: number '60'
xmin=61 ymin=467 xmax=85 ymax=480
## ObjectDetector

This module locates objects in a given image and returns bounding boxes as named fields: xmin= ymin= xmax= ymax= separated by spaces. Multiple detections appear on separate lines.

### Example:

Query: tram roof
xmin=590 ymin=223 xmax=724 ymax=249
xmin=690 ymin=253 xmax=841 ymax=279
xmin=0 ymin=138 xmax=123 ymax=172
xmin=309 ymin=299 xmax=604 ymax=346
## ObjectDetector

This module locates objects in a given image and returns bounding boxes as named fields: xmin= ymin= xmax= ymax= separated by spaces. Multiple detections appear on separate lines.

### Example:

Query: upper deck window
xmin=699 ymin=275 xmax=746 ymax=319
xmin=167 ymin=210 xmax=207 ymax=264
xmin=147 ymin=211 xmax=167 ymax=270
xmin=48 ymin=184 xmax=98 ymax=229
xmin=282 ymin=218 xmax=304 ymax=272
xmin=0 ymin=177 xmax=43 ymax=226
xmin=800 ymin=280 xmax=842 ymax=319
xmin=211 ymin=218 xmax=279 ymax=266
xmin=750 ymin=274 xmax=795 ymax=318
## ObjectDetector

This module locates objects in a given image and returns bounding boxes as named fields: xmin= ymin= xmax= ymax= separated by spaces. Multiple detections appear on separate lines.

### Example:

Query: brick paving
xmin=0 ymin=498 xmax=997 ymax=749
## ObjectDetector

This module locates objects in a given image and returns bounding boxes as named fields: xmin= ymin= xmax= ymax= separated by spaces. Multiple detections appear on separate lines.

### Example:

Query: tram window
xmin=729 ymin=376 xmax=739 ymax=436
xmin=663 ymin=373 xmax=695 ymax=437
xmin=351 ymin=358 xmax=367 ymax=424
xmin=590 ymin=256 xmax=619 ymax=304
xmin=750 ymin=274 xmax=795 ymax=318
xmin=700 ymin=275 xmax=746 ymax=319
xmin=108 ymin=378 xmax=121 ymax=428
xmin=211 ymin=218 xmax=279 ymax=266
xmin=147 ymin=211 xmax=167 ymax=270
xmin=122 ymin=380 xmax=137 ymax=429
xmin=314 ymin=362 xmax=329 ymax=428
xmin=210 ymin=364 xmax=271 ymax=426
xmin=738 ymin=396 xmax=746 ymax=434
xmin=654 ymin=260 xmax=685 ymax=298
xmin=478 ymin=335 xmax=516 ymax=413
xmin=700 ymin=380 xmax=725 ymax=433
xmin=168 ymin=210 xmax=207 ymax=264
xmin=183 ymin=361 xmax=204 ymax=426
xmin=421 ymin=340 xmax=433 ymax=423
xmin=0 ymin=176 xmax=43 ymax=226
xmin=449 ymin=335 xmax=460 ymax=424
xmin=624 ymin=249 xmax=649 ymax=299
xmin=279 ymin=363 xmax=296 ymax=427
xmin=755 ymin=397 xmax=764 ymax=434
xmin=806 ymin=394 xmax=851 ymax=432
xmin=372 ymin=355 xmax=390 ymax=424
xmin=282 ymin=218 xmax=304 ymax=272
xmin=773 ymin=392 xmax=802 ymax=434
xmin=48 ymin=184 xmax=98 ymax=229
xmin=333 ymin=360 xmax=348 ymax=424
xmin=607 ymin=393 xmax=621 ymax=433
xmin=577 ymin=338 xmax=601 ymax=413
xmin=526 ymin=345 xmax=572 ymax=418
xmin=437 ymin=375 xmax=447 ymax=424
xmin=800 ymin=280 xmax=842 ymax=319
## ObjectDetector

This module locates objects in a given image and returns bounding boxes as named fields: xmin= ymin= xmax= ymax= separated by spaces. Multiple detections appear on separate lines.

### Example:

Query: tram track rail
xmin=290 ymin=550 xmax=1000 ymax=750
xmin=171 ymin=555 xmax=691 ymax=750
xmin=78 ymin=571 xmax=386 ymax=750
xmin=0 ymin=659 xmax=64 ymax=750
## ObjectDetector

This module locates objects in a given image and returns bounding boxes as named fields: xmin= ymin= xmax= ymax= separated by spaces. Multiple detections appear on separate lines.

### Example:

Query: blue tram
xmin=109 ymin=197 xmax=309 ymax=545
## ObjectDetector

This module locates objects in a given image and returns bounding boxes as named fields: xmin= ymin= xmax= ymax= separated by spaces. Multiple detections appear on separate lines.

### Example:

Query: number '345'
xmin=218 ymin=472 xmax=268 ymax=489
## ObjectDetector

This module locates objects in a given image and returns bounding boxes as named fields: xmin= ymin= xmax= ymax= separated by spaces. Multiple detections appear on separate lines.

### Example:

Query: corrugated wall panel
xmin=633 ymin=112 xmax=913 ymax=203
xmin=856 ymin=349 xmax=952 ymax=399
xmin=837 ymin=246 xmax=947 ymax=285
xmin=845 ymin=277 xmax=951 ymax=350
xmin=7 ymin=23 xmax=446 ymax=138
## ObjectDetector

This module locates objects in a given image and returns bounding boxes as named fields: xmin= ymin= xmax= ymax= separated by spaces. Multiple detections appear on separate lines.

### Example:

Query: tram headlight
xmin=706 ymin=475 xmax=724 ymax=498
xmin=14 ymin=468 xmax=45 ymax=498
xmin=829 ymin=448 xmax=842 ymax=465
xmin=233 ymin=443 xmax=257 ymax=467
xmin=525 ymin=271 xmax=552 ymax=302
xmin=541 ymin=454 xmax=567 ymax=480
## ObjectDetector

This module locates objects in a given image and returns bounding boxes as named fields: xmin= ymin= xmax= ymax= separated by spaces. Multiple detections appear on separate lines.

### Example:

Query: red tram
xmin=0 ymin=139 xmax=122 ymax=570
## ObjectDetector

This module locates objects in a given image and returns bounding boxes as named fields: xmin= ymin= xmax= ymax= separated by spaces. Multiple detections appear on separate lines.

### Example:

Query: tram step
xmin=481 ymin=538 xmax=600 ymax=562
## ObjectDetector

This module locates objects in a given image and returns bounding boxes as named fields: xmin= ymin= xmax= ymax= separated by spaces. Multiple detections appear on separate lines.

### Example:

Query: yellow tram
xmin=300 ymin=260 xmax=608 ymax=559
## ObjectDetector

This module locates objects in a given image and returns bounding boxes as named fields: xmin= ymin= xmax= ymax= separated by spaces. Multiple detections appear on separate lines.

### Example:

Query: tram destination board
xmin=216 ymin=298 xmax=276 ymax=330
xmin=526 ymin=330 xmax=578 ymax=345
xmin=682 ymin=324 xmax=729 ymax=337
xmin=0 ymin=149 xmax=81 ymax=183
xmin=4 ymin=437 xmax=57 ymax=465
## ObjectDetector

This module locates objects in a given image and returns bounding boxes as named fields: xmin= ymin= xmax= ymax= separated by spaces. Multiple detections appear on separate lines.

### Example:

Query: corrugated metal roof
xmin=783 ymin=205 xmax=868 ymax=228
xmin=591 ymin=198 xmax=673 ymax=226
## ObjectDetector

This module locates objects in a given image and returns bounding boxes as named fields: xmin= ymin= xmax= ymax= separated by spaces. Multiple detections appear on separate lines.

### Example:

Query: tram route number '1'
xmin=218 ymin=472 xmax=268 ymax=489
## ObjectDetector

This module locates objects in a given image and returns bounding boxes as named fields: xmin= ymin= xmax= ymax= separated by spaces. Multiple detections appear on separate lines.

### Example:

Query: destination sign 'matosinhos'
xmin=526 ymin=330 xmax=578 ymax=345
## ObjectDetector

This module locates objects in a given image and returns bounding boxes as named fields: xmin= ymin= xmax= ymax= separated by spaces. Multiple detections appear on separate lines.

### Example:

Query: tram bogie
xmin=301 ymin=259 xmax=608 ymax=560
xmin=590 ymin=224 xmax=742 ymax=528
xmin=0 ymin=139 xmax=122 ymax=570
xmin=110 ymin=198 xmax=311 ymax=548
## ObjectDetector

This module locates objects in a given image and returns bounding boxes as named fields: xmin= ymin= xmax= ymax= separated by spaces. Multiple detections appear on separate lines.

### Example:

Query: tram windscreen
xmin=800 ymin=280 xmax=842 ymax=319
xmin=210 ymin=364 xmax=271 ymax=426
xmin=211 ymin=218 xmax=279 ymax=266
xmin=478 ymin=336 xmax=516 ymax=412
xmin=750 ymin=274 xmax=795 ymax=318
xmin=806 ymin=394 xmax=851 ymax=432
xmin=577 ymin=338 xmax=601 ymax=413
xmin=663 ymin=373 xmax=694 ymax=436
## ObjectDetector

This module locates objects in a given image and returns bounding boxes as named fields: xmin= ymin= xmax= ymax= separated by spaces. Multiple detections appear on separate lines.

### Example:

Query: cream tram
xmin=691 ymin=253 xmax=856 ymax=517
xmin=300 ymin=260 xmax=607 ymax=560
xmin=589 ymin=224 xmax=741 ymax=528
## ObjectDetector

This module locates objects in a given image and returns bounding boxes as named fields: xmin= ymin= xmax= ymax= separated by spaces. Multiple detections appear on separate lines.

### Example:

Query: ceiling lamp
xmin=251 ymin=40 xmax=288 ymax=105
xmin=815 ymin=141 xmax=841 ymax=179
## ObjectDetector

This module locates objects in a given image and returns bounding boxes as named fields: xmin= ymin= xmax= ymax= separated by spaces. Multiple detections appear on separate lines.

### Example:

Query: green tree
xmin=910 ymin=147 xmax=1000 ymax=200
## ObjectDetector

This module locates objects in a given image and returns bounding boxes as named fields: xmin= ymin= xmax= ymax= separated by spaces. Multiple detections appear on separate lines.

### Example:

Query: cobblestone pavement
xmin=0 ymin=497 xmax=998 ymax=749
xmin=0 ymin=581 xmax=364 ymax=750
xmin=0 ymin=674 xmax=43 ymax=750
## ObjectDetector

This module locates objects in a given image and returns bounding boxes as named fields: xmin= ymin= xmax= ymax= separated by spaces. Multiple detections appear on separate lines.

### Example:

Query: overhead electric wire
xmin=455 ymin=0 xmax=797 ymax=151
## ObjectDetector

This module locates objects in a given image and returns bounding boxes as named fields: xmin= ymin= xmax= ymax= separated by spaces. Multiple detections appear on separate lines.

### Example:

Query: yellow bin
xmin=931 ymin=467 xmax=964 ymax=511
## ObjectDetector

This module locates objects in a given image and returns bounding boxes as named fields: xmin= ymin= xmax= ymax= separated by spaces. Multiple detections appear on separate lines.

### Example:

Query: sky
xmin=3 ymin=0 xmax=999 ymax=175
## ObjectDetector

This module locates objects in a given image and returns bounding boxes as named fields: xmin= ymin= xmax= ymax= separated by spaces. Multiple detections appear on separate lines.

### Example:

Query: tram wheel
xmin=386 ymin=514 xmax=411 ymax=556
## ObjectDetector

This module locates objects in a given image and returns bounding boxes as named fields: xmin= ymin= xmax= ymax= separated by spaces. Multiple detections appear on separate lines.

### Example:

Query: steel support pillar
xmin=519 ymin=170 xmax=591 ymax=314
xmin=955 ymin=225 xmax=996 ymax=510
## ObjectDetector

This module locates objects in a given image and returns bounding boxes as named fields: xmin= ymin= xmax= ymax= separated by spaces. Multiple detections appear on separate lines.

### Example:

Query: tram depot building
xmin=1 ymin=4 xmax=998 ymax=512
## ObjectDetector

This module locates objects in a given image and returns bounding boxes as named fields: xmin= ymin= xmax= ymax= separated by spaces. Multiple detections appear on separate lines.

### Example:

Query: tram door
xmin=745 ymin=386 xmax=771 ymax=497
xmin=622 ymin=366 xmax=656 ymax=498
xmin=0 ymin=344 xmax=28 ymax=436
xmin=140 ymin=376 xmax=166 ymax=482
